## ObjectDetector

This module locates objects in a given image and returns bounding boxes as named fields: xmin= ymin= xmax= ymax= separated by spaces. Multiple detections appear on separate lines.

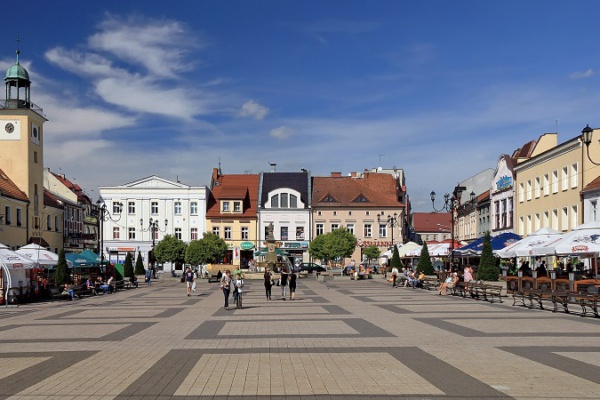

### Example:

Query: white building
xmin=98 ymin=176 xmax=207 ymax=271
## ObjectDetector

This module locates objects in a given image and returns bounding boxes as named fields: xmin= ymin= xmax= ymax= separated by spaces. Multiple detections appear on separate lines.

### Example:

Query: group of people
xmin=390 ymin=267 xmax=426 ymax=288
xmin=262 ymin=268 xmax=297 ymax=301
xmin=219 ymin=269 xmax=244 ymax=310
xmin=437 ymin=265 xmax=474 ymax=295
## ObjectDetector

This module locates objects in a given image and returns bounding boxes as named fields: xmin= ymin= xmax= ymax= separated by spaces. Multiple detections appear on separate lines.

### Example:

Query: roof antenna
xmin=268 ymin=162 xmax=277 ymax=172
xmin=16 ymin=34 xmax=20 ymax=63
xmin=218 ymin=157 xmax=222 ymax=174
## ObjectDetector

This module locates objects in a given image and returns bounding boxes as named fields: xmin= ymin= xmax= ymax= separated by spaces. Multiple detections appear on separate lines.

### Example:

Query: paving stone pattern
xmin=0 ymin=275 xmax=599 ymax=399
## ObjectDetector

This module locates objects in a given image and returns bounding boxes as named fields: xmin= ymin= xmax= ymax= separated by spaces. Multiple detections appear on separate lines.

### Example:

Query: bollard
xmin=517 ymin=270 xmax=523 ymax=293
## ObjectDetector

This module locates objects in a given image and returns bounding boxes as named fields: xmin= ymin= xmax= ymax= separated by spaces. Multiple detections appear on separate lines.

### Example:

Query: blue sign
xmin=496 ymin=176 xmax=513 ymax=191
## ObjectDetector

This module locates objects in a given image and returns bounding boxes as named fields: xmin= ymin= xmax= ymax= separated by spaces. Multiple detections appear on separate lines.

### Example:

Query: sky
xmin=2 ymin=0 xmax=600 ymax=211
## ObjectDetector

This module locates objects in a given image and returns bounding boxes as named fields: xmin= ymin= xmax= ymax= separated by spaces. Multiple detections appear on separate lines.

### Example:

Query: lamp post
xmin=96 ymin=199 xmax=122 ymax=277
xmin=431 ymin=185 xmax=472 ymax=270
xmin=140 ymin=217 xmax=168 ymax=278
xmin=377 ymin=212 xmax=401 ymax=251
xmin=581 ymin=124 xmax=600 ymax=165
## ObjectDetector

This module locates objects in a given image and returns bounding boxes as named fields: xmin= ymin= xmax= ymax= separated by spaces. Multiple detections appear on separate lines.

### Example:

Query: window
xmin=333 ymin=211 xmax=337 ymax=216
xmin=571 ymin=163 xmax=579 ymax=188
xmin=534 ymin=213 xmax=540 ymax=231
xmin=526 ymin=215 xmax=532 ymax=235
xmin=552 ymin=209 xmax=558 ymax=231
xmin=270 ymin=195 xmax=279 ymax=208
xmin=113 ymin=227 xmax=120 ymax=239
xmin=552 ymin=170 xmax=559 ymax=193
xmin=191 ymin=228 xmax=198 ymax=240
xmin=364 ymin=224 xmax=372 ymax=237
xmin=571 ymin=205 xmax=578 ymax=230
xmin=562 ymin=166 xmax=569 ymax=191
xmin=113 ymin=203 xmax=121 ymax=214
xmin=316 ymin=223 xmax=324 ymax=236
xmin=128 ymin=227 xmax=135 ymax=240
xmin=190 ymin=202 xmax=198 ymax=215
xmin=561 ymin=207 xmax=568 ymax=231
xmin=295 ymin=226 xmax=304 ymax=240
xmin=348 ymin=211 xmax=352 ymax=216
xmin=234 ymin=202 xmax=241 ymax=212
xmin=54 ymin=216 xmax=59 ymax=231
xmin=212 ymin=226 xmax=220 ymax=237
xmin=526 ymin=180 xmax=532 ymax=201
xmin=280 ymin=226 xmax=288 ymax=240
xmin=518 ymin=216 xmax=524 ymax=235
xmin=379 ymin=224 xmax=387 ymax=237
xmin=174 ymin=201 xmax=182 ymax=215
xmin=175 ymin=228 xmax=182 ymax=240
xmin=543 ymin=174 xmax=550 ymax=196
xmin=224 ymin=226 xmax=231 ymax=239
xmin=331 ymin=223 xmax=339 ymax=231
xmin=4 ymin=206 xmax=10 ymax=225
xmin=365 ymin=211 xmax=371 ymax=216
xmin=241 ymin=226 xmax=249 ymax=240
xmin=317 ymin=211 xmax=322 ymax=216
xmin=281 ymin=193 xmax=289 ymax=208
xmin=346 ymin=223 xmax=355 ymax=235
xmin=535 ymin=177 xmax=541 ymax=198
xmin=128 ymin=201 xmax=135 ymax=215
xmin=543 ymin=211 xmax=549 ymax=228
xmin=592 ymin=201 xmax=598 ymax=221
xmin=47 ymin=215 xmax=52 ymax=230
xmin=290 ymin=195 xmax=297 ymax=208
xmin=518 ymin=183 xmax=525 ymax=203
xmin=16 ymin=208 xmax=22 ymax=226
xmin=223 ymin=201 xmax=230 ymax=212
xmin=151 ymin=201 xmax=159 ymax=215
xmin=34 ymin=151 xmax=38 ymax=163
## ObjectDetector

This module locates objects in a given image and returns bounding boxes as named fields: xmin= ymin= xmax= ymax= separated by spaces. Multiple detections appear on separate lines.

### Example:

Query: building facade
xmin=98 ymin=176 xmax=207 ymax=271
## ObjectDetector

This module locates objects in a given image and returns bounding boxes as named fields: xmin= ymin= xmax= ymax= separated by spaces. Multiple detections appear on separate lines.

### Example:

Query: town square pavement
xmin=0 ymin=274 xmax=599 ymax=399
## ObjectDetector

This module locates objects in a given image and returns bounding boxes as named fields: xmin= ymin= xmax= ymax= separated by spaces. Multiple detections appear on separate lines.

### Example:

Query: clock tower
xmin=0 ymin=48 xmax=48 ymax=242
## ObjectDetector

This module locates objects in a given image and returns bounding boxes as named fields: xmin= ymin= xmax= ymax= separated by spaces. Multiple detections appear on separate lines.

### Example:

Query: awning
xmin=16 ymin=243 xmax=58 ymax=267
xmin=455 ymin=232 xmax=522 ymax=256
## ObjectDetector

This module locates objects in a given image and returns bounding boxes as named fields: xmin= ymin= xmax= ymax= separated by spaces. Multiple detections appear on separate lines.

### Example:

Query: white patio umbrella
xmin=497 ymin=228 xmax=562 ymax=258
xmin=0 ymin=243 xmax=35 ymax=305
xmin=16 ymin=243 xmax=58 ymax=267
xmin=534 ymin=220 xmax=600 ymax=256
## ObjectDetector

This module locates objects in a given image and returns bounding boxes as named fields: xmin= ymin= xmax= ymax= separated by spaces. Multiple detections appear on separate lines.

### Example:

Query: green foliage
xmin=123 ymin=252 xmax=134 ymax=278
xmin=186 ymin=232 xmax=229 ymax=265
xmin=134 ymin=252 xmax=145 ymax=275
xmin=417 ymin=242 xmax=435 ymax=275
xmin=477 ymin=231 xmax=499 ymax=281
xmin=363 ymin=246 xmax=380 ymax=264
xmin=390 ymin=245 xmax=402 ymax=268
xmin=54 ymin=249 xmax=68 ymax=285
xmin=154 ymin=234 xmax=187 ymax=266
xmin=309 ymin=228 xmax=357 ymax=265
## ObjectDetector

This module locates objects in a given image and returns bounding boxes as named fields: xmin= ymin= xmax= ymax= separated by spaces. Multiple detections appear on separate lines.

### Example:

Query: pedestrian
xmin=463 ymin=265 xmax=474 ymax=290
xmin=391 ymin=265 xmax=399 ymax=287
xmin=233 ymin=273 xmax=244 ymax=308
xmin=221 ymin=270 xmax=232 ymax=310
xmin=289 ymin=270 xmax=297 ymax=300
xmin=192 ymin=269 xmax=198 ymax=292
xmin=184 ymin=267 xmax=194 ymax=296
xmin=264 ymin=268 xmax=273 ymax=300
xmin=280 ymin=269 xmax=288 ymax=300
xmin=145 ymin=267 xmax=152 ymax=285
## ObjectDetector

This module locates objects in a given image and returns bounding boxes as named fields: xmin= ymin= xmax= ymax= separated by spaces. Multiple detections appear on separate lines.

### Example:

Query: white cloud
xmin=238 ymin=100 xmax=269 ymax=120
xmin=570 ymin=69 xmax=594 ymax=79
xmin=44 ymin=47 xmax=130 ymax=79
xmin=269 ymin=126 xmax=294 ymax=140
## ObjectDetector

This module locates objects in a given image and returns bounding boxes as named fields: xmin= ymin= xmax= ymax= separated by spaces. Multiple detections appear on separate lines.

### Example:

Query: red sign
xmin=572 ymin=245 xmax=589 ymax=252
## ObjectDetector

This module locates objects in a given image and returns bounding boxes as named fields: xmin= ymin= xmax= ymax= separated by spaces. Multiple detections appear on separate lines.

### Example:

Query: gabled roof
xmin=312 ymin=173 xmax=402 ymax=207
xmin=412 ymin=212 xmax=452 ymax=233
xmin=206 ymin=173 xmax=259 ymax=219
xmin=52 ymin=172 xmax=92 ymax=203
xmin=44 ymin=190 xmax=64 ymax=209
xmin=582 ymin=174 xmax=600 ymax=193
xmin=260 ymin=171 xmax=310 ymax=207
xmin=0 ymin=168 xmax=28 ymax=202
xmin=116 ymin=175 xmax=191 ymax=189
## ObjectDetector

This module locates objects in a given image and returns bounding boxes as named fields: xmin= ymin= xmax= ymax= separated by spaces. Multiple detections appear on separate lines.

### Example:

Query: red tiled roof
xmin=477 ymin=189 xmax=490 ymax=202
xmin=206 ymin=173 xmax=259 ymax=219
xmin=52 ymin=172 xmax=91 ymax=203
xmin=582 ymin=174 xmax=600 ymax=193
xmin=44 ymin=190 xmax=64 ymax=209
xmin=312 ymin=173 xmax=402 ymax=207
xmin=412 ymin=212 xmax=452 ymax=233
xmin=0 ymin=168 xmax=28 ymax=202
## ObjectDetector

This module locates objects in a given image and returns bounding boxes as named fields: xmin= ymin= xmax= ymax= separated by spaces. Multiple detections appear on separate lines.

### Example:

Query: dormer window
xmin=269 ymin=189 xmax=304 ymax=209
xmin=234 ymin=202 xmax=241 ymax=212
xmin=223 ymin=201 xmax=230 ymax=212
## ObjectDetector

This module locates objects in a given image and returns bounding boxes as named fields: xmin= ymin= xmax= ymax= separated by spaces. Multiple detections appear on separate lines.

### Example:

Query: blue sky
xmin=2 ymin=1 xmax=600 ymax=211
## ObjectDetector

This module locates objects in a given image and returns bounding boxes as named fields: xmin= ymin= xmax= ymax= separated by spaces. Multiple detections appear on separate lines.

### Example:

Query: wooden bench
xmin=208 ymin=275 xmax=221 ymax=283
xmin=552 ymin=290 xmax=600 ymax=317
xmin=451 ymin=281 xmax=467 ymax=297
xmin=72 ymin=284 xmax=96 ymax=298
xmin=112 ymin=280 xmax=125 ymax=292
xmin=421 ymin=277 xmax=438 ymax=291
xmin=49 ymin=286 xmax=70 ymax=302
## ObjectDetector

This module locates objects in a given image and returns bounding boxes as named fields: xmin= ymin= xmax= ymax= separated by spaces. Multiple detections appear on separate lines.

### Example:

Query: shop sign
xmin=496 ymin=176 xmax=513 ymax=191
xmin=240 ymin=241 xmax=254 ymax=250
xmin=283 ymin=241 xmax=309 ymax=249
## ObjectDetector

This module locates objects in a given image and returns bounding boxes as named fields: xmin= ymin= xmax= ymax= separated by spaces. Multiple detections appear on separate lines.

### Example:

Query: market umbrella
xmin=65 ymin=253 xmax=97 ymax=268
xmin=454 ymin=232 xmax=522 ymax=256
xmin=0 ymin=244 xmax=35 ymax=269
xmin=533 ymin=221 xmax=600 ymax=256
xmin=496 ymin=228 xmax=561 ymax=258
xmin=16 ymin=243 xmax=59 ymax=267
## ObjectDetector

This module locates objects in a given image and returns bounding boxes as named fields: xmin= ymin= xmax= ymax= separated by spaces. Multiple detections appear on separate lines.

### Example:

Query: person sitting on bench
xmin=129 ymin=274 xmax=139 ymax=288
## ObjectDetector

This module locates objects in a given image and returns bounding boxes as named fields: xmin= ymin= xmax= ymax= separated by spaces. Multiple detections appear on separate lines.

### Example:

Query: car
xmin=298 ymin=263 xmax=326 ymax=273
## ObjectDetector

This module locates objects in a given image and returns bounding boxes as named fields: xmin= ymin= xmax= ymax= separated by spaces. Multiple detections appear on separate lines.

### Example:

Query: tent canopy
xmin=496 ymin=228 xmax=561 ymax=258
xmin=533 ymin=220 xmax=600 ymax=256
xmin=65 ymin=252 xmax=99 ymax=268
xmin=455 ymin=232 xmax=522 ymax=256
xmin=16 ymin=243 xmax=58 ymax=267
xmin=0 ymin=243 xmax=35 ymax=269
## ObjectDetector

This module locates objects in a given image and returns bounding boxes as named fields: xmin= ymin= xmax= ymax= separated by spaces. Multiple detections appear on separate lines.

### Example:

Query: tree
xmin=477 ymin=231 xmax=499 ymax=281
xmin=417 ymin=242 xmax=435 ymax=275
xmin=186 ymin=232 xmax=228 ymax=266
xmin=154 ymin=234 xmax=187 ymax=269
xmin=362 ymin=245 xmax=380 ymax=265
xmin=390 ymin=245 xmax=402 ymax=270
xmin=308 ymin=228 xmax=357 ymax=267
xmin=54 ymin=249 xmax=68 ymax=285
xmin=134 ymin=252 xmax=145 ymax=276
xmin=123 ymin=252 xmax=134 ymax=278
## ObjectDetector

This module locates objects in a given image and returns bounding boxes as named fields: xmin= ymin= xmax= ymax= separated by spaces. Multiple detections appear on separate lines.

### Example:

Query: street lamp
xmin=581 ymin=124 xmax=600 ymax=165
xmin=377 ymin=212 xmax=402 ymax=252
xmin=140 ymin=217 xmax=168 ymax=277
xmin=96 ymin=198 xmax=123 ymax=276
xmin=430 ymin=185 xmax=470 ymax=269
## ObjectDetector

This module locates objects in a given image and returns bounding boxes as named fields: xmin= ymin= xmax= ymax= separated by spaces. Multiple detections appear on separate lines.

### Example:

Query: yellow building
xmin=514 ymin=131 xmax=600 ymax=236
xmin=0 ymin=50 xmax=49 ymax=248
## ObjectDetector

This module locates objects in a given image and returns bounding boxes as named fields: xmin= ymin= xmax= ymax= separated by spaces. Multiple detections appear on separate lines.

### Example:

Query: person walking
xmin=391 ymin=265 xmax=399 ymax=287
xmin=221 ymin=270 xmax=232 ymax=310
xmin=233 ymin=273 xmax=244 ymax=308
xmin=289 ymin=270 xmax=297 ymax=300
xmin=264 ymin=268 xmax=273 ymax=300
xmin=145 ymin=267 xmax=152 ymax=286
xmin=280 ymin=269 xmax=289 ymax=300
xmin=184 ymin=267 xmax=194 ymax=296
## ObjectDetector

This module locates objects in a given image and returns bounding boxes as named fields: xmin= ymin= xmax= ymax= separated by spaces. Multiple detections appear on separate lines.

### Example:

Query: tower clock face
xmin=0 ymin=120 xmax=21 ymax=140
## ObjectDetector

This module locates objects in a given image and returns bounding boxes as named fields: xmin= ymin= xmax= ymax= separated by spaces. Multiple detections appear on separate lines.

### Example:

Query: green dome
xmin=5 ymin=62 xmax=30 ymax=82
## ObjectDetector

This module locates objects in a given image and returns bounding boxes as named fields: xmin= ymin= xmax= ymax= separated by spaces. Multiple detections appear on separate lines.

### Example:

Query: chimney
xmin=330 ymin=172 xmax=342 ymax=177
